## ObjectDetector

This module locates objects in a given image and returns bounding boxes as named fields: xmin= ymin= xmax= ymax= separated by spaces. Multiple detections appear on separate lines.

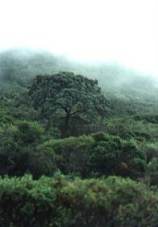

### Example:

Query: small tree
xmin=29 ymin=72 xmax=108 ymax=136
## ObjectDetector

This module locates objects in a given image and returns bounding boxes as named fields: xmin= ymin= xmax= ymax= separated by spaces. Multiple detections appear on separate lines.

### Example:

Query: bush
xmin=89 ymin=135 xmax=146 ymax=178
xmin=0 ymin=121 xmax=55 ymax=178
xmin=44 ymin=133 xmax=146 ymax=179
xmin=41 ymin=135 xmax=95 ymax=177
xmin=0 ymin=175 xmax=158 ymax=227
xmin=0 ymin=125 xmax=146 ymax=179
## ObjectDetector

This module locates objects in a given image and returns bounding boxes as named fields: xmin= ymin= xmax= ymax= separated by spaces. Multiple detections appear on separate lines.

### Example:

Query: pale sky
xmin=0 ymin=0 xmax=157 ymax=75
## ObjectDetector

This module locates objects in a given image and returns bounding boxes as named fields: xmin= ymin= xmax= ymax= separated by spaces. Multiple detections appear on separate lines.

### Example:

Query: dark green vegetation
xmin=0 ymin=49 xmax=158 ymax=226
xmin=29 ymin=73 xmax=107 ymax=136
xmin=1 ymin=175 xmax=158 ymax=227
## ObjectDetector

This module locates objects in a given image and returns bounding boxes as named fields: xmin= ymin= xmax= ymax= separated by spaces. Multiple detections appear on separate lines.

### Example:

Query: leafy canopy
xmin=29 ymin=72 xmax=108 ymax=136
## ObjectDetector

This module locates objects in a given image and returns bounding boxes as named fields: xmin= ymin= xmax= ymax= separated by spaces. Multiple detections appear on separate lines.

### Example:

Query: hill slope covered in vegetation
xmin=0 ymin=49 xmax=158 ymax=226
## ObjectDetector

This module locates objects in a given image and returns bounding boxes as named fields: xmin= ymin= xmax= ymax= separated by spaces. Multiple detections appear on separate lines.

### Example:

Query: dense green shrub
xmin=0 ymin=121 xmax=55 ymax=178
xmin=89 ymin=134 xmax=146 ymax=178
xmin=40 ymin=135 xmax=95 ymax=177
xmin=0 ymin=175 xmax=158 ymax=227
xmin=106 ymin=117 xmax=158 ymax=141
xmin=43 ymin=133 xmax=146 ymax=179
xmin=0 ymin=123 xmax=147 ymax=179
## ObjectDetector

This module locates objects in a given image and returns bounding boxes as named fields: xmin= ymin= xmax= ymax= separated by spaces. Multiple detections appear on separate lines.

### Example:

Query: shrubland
xmin=0 ymin=49 xmax=158 ymax=226
xmin=0 ymin=175 xmax=158 ymax=227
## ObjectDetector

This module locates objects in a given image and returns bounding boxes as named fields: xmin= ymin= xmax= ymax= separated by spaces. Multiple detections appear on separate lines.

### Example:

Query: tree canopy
xmin=29 ymin=72 xmax=108 ymax=136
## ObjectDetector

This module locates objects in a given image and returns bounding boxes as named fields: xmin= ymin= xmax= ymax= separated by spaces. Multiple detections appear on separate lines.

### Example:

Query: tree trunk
xmin=62 ymin=113 xmax=70 ymax=137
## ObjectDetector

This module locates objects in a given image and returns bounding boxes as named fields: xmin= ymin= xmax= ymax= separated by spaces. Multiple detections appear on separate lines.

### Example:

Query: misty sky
xmin=0 ymin=0 xmax=157 ymax=75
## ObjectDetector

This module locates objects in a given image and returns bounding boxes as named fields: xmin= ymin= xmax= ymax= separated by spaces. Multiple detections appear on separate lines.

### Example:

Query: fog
xmin=0 ymin=0 xmax=158 ymax=107
xmin=0 ymin=0 xmax=157 ymax=76
xmin=0 ymin=48 xmax=157 ymax=98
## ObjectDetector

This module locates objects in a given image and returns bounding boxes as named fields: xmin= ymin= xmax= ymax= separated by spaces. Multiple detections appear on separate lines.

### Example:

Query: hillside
xmin=0 ymin=49 xmax=158 ymax=226
xmin=0 ymin=49 xmax=158 ymax=115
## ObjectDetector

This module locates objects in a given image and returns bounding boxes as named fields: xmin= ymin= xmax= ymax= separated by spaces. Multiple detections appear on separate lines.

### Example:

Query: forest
xmin=0 ymin=49 xmax=158 ymax=226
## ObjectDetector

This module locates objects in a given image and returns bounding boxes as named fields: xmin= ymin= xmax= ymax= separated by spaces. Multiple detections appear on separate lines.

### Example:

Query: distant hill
xmin=0 ymin=48 xmax=158 ymax=113
xmin=0 ymin=49 xmax=70 ymax=85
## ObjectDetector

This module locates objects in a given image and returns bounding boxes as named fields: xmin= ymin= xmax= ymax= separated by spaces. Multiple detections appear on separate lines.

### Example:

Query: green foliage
xmin=134 ymin=114 xmax=158 ymax=124
xmin=40 ymin=135 xmax=95 ymax=177
xmin=0 ymin=175 xmax=57 ymax=227
xmin=0 ymin=50 xmax=158 ymax=226
xmin=90 ymin=134 xmax=146 ymax=178
xmin=106 ymin=117 xmax=158 ymax=141
xmin=0 ymin=127 xmax=146 ymax=179
xmin=0 ymin=121 xmax=55 ymax=178
xmin=43 ymin=133 xmax=146 ymax=179
xmin=29 ymin=72 xmax=107 ymax=136
xmin=0 ymin=175 xmax=157 ymax=227
xmin=16 ymin=120 xmax=44 ymax=144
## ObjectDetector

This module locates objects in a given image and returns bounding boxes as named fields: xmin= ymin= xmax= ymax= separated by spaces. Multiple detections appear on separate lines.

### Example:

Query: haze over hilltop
xmin=0 ymin=48 xmax=158 ymax=106
xmin=0 ymin=0 xmax=157 ymax=76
